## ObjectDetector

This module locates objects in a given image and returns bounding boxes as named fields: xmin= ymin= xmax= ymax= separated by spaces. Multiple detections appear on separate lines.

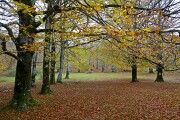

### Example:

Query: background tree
xmin=31 ymin=53 xmax=37 ymax=87
xmin=40 ymin=1 xmax=53 ymax=94
xmin=50 ymin=29 xmax=56 ymax=84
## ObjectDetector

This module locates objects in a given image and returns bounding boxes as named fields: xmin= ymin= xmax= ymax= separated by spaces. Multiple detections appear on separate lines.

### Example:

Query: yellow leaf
xmin=36 ymin=11 xmax=44 ymax=15
xmin=11 ymin=1 xmax=29 ymax=10
xmin=143 ymin=28 xmax=151 ymax=33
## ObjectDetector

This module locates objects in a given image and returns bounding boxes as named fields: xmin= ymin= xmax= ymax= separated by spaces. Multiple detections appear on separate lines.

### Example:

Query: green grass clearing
xmin=0 ymin=72 xmax=179 ymax=83
xmin=0 ymin=73 xmax=132 ymax=82
xmin=60 ymin=72 xmax=132 ymax=82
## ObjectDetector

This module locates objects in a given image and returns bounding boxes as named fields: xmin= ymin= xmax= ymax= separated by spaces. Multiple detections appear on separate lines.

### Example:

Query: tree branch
xmin=65 ymin=37 xmax=104 ymax=48
xmin=0 ymin=22 xmax=15 ymax=40
xmin=0 ymin=0 xmax=14 ymax=8
xmin=0 ymin=37 xmax=20 ymax=61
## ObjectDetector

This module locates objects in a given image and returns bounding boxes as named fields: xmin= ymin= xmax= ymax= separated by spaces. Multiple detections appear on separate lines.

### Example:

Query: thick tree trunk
xmin=57 ymin=41 xmax=66 ymax=83
xmin=3 ymin=52 xmax=36 ymax=110
xmin=2 ymin=1 xmax=37 ymax=111
xmin=155 ymin=65 xmax=164 ymax=82
xmin=50 ymin=32 xmax=56 ymax=84
xmin=31 ymin=53 xmax=37 ymax=87
xmin=41 ymin=50 xmax=52 ymax=94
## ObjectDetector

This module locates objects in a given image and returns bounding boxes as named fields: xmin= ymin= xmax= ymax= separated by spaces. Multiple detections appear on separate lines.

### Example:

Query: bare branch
xmin=0 ymin=36 xmax=20 ymax=61
xmin=0 ymin=22 xmax=15 ymax=40
xmin=0 ymin=0 xmax=14 ymax=8
xmin=65 ymin=37 xmax=104 ymax=48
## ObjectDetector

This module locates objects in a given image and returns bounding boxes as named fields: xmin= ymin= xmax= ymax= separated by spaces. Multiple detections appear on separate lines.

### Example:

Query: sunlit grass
xmin=61 ymin=73 xmax=130 ymax=81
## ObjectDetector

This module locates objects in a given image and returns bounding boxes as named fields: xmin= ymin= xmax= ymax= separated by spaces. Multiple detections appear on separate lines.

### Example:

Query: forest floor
xmin=0 ymin=73 xmax=180 ymax=120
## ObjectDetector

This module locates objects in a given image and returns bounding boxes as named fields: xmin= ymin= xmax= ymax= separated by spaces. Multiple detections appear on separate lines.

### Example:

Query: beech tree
xmin=0 ymin=0 xmax=37 ymax=110
xmin=50 ymin=30 xmax=56 ymax=84
xmin=0 ymin=0 xmax=64 ymax=110
xmin=31 ymin=53 xmax=37 ymax=87
xmin=40 ymin=1 xmax=53 ymax=94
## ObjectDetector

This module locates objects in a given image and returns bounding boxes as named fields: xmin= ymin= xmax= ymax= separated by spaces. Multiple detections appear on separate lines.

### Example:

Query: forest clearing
xmin=0 ymin=73 xmax=180 ymax=120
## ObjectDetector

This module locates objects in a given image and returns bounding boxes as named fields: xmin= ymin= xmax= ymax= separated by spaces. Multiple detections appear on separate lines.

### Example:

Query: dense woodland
xmin=0 ymin=0 xmax=180 ymax=111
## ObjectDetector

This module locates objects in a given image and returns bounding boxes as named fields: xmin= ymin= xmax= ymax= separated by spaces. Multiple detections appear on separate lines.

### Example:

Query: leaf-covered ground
xmin=0 ymin=79 xmax=180 ymax=120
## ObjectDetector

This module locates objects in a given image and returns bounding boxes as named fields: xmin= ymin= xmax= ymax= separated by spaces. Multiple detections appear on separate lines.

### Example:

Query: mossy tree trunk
xmin=40 ymin=5 xmax=52 ymax=94
xmin=4 ymin=0 xmax=36 ymax=109
xmin=6 ymin=51 xmax=36 ymax=110
xmin=50 ymin=30 xmax=56 ymax=84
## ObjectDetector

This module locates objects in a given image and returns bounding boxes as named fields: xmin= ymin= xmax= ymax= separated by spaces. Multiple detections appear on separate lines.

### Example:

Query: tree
xmin=50 ymin=30 xmax=56 ymax=84
xmin=57 ymin=40 xmax=66 ymax=83
xmin=64 ymin=44 xmax=70 ymax=79
xmin=64 ymin=62 xmax=70 ymax=79
xmin=31 ymin=53 xmax=37 ymax=87
xmin=0 ymin=0 xmax=37 ymax=110
xmin=0 ymin=0 xmax=61 ymax=110
xmin=40 ymin=1 xmax=53 ymax=94
xmin=131 ymin=56 xmax=139 ymax=82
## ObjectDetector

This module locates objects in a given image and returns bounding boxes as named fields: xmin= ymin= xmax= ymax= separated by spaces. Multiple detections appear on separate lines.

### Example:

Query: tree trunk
xmin=155 ymin=2 xmax=164 ymax=82
xmin=57 ymin=41 xmax=66 ymax=83
xmin=96 ymin=59 xmax=99 ymax=69
xmin=3 ymin=51 xmax=36 ymax=111
xmin=131 ymin=59 xmax=138 ymax=83
xmin=111 ymin=65 xmax=116 ymax=72
xmin=102 ymin=63 xmax=105 ymax=72
xmin=2 ymin=1 xmax=37 ymax=110
xmin=149 ymin=68 xmax=154 ymax=73
xmin=155 ymin=64 xmax=164 ymax=82
xmin=40 ymin=5 xmax=52 ymax=94
xmin=31 ymin=53 xmax=37 ymax=87
xmin=50 ymin=31 xmax=56 ymax=84
xmin=65 ymin=71 xmax=69 ymax=80
xmin=65 ymin=61 xmax=69 ymax=79
xmin=41 ymin=49 xmax=52 ymax=94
